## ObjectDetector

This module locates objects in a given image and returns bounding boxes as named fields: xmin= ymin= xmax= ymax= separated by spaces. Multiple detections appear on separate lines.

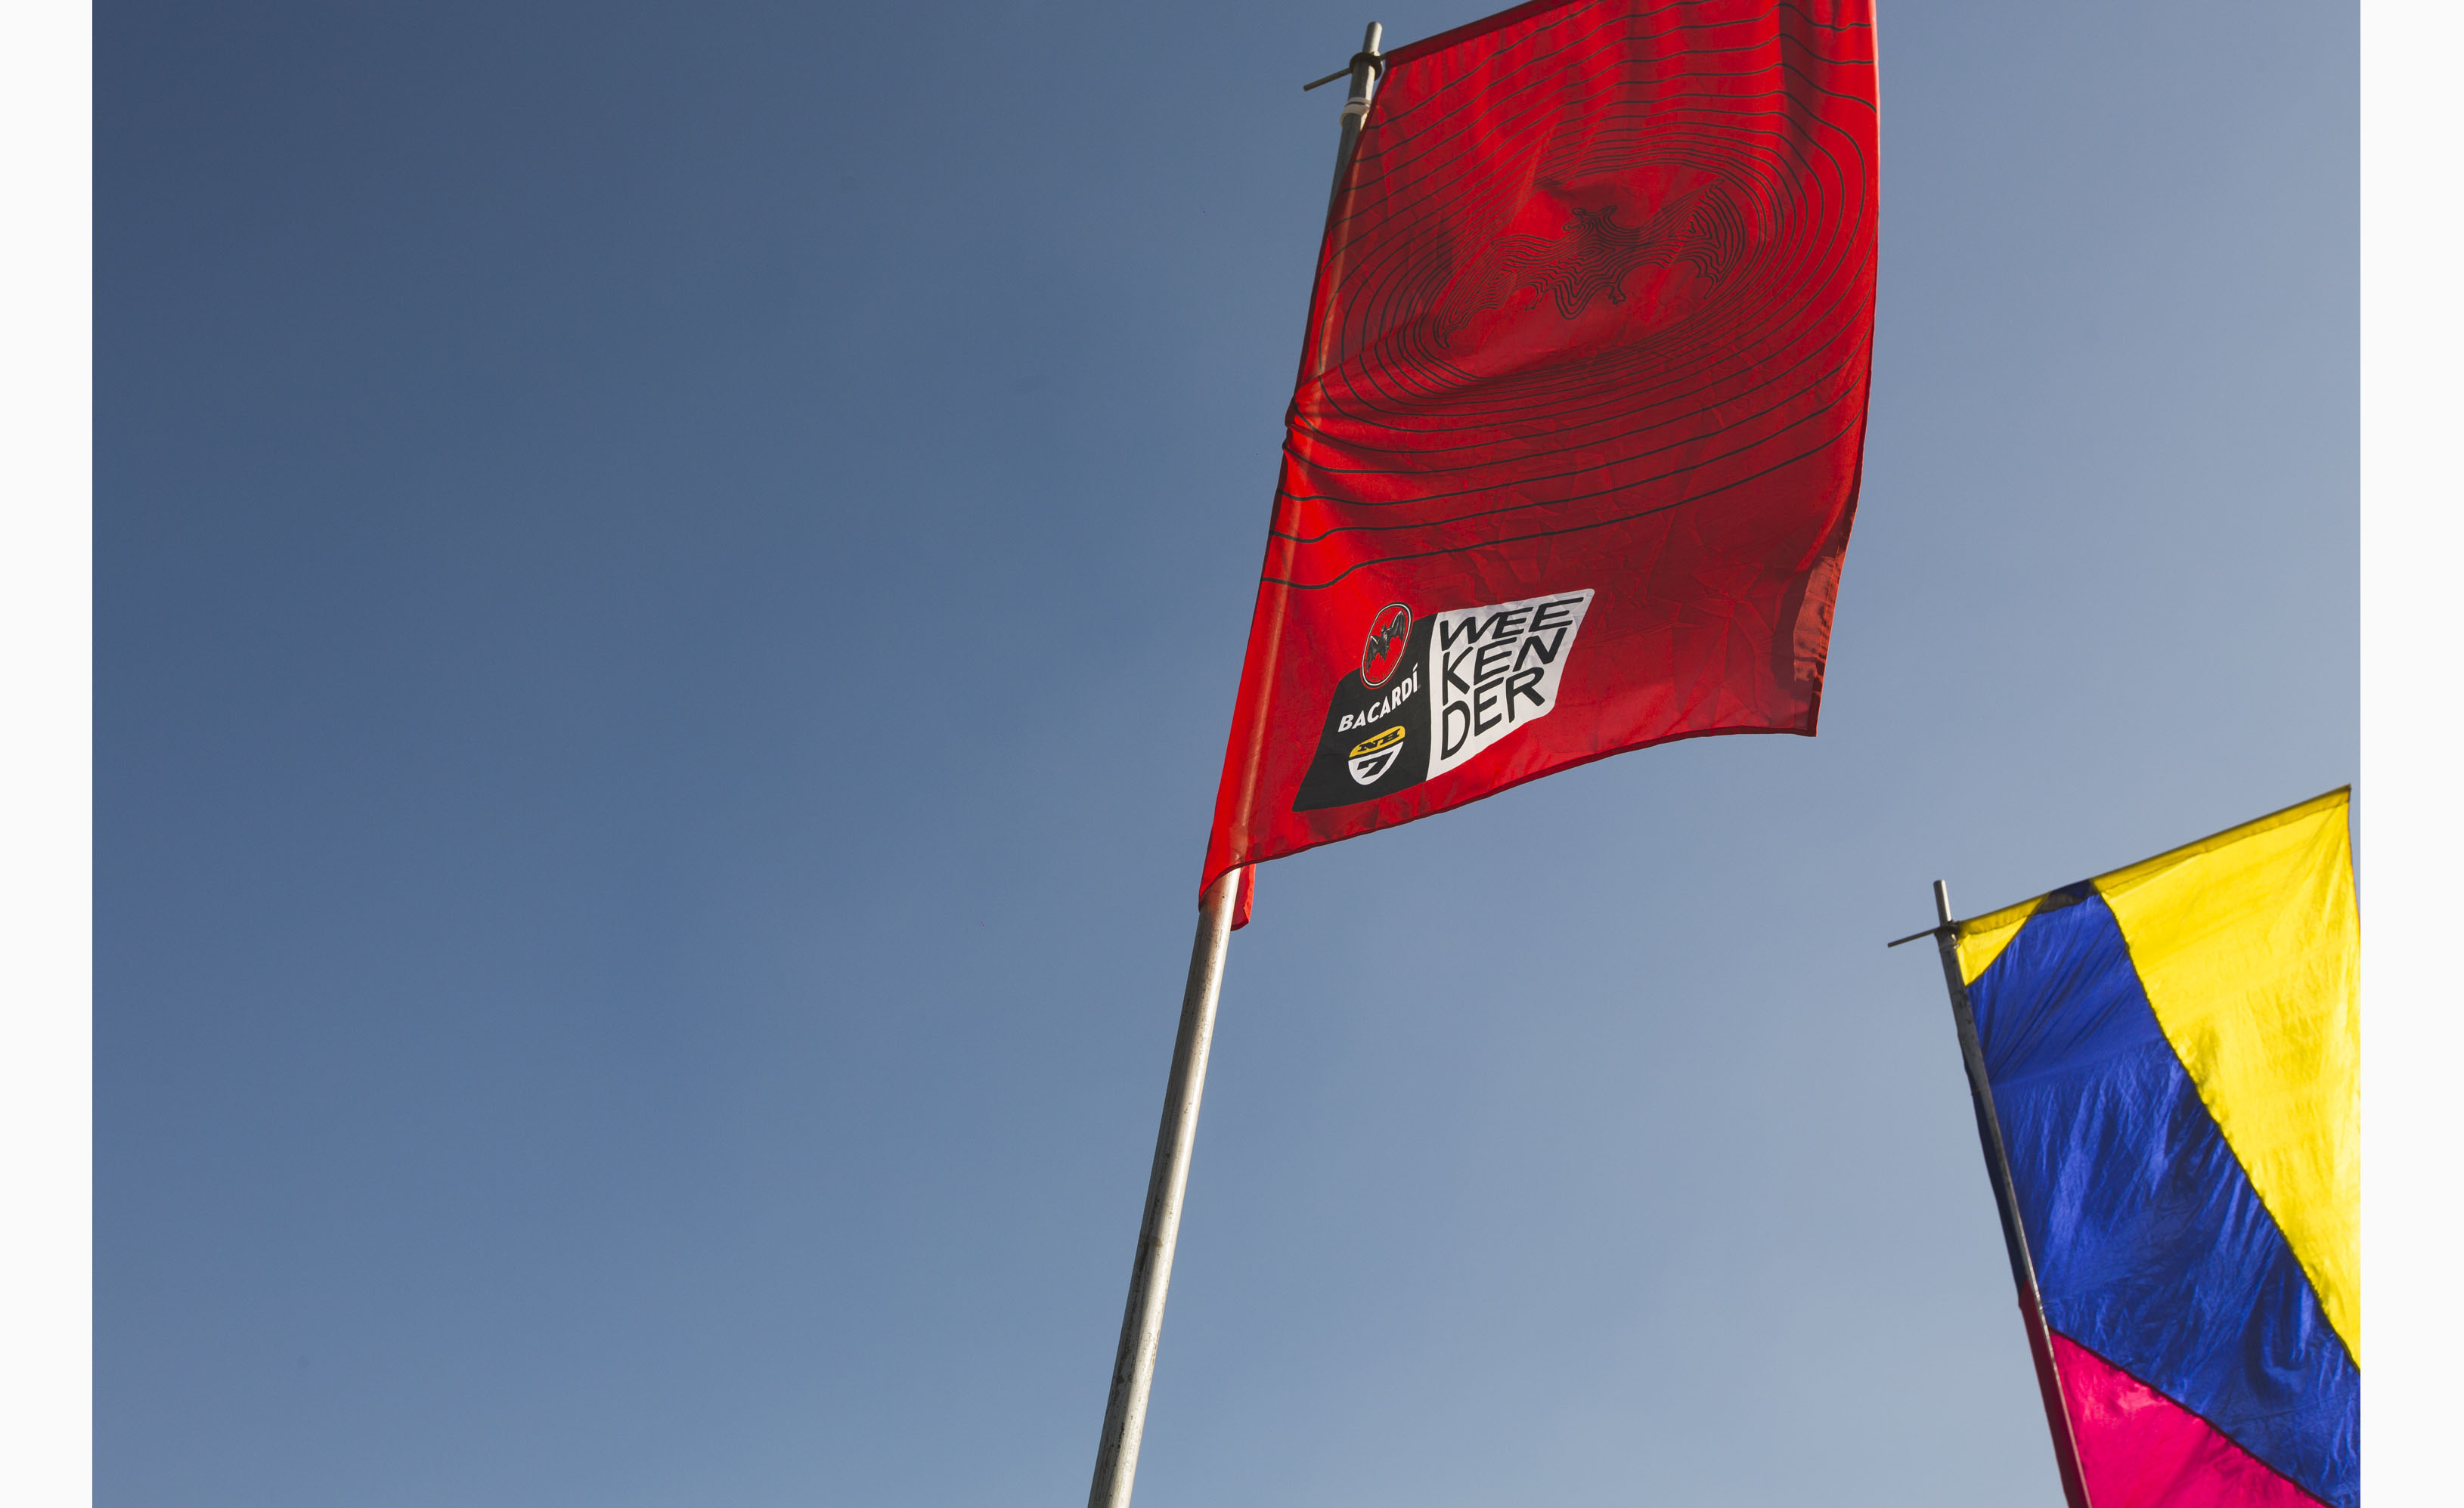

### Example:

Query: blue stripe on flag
xmin=1970 ymin=892 xmax=2357 ymax=1508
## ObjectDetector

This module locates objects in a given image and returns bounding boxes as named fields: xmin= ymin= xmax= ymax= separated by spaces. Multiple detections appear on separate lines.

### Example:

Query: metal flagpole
xmin=1320 ymin=23 xmax=1385 ymax=210
xmin=1083 ymin=866 xmax=1240 ymax=1508
xmin=1892 ymin=882 xmax=2094 ymax=1508
xmin=1082 ymin=32 xmax=1384 ymax=1508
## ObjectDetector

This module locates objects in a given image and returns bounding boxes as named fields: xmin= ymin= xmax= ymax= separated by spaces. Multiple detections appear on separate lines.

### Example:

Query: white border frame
xmin=0 ymin=5 xmax=2427 ymax=1504
xmin=0 ymin=3 xmax=94 ymax=1504
xmin=2360 ymin=2 xmax=2460 ymax=1502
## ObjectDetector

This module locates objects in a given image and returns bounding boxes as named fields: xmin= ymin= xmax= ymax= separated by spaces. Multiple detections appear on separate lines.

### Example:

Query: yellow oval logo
xmin=1348 ymin=724 xmax=1406 ymax=759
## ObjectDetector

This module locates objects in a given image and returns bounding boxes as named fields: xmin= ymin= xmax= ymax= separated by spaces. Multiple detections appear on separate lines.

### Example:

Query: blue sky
xmin=98 ymin=2 xmax=2354 ymax=1503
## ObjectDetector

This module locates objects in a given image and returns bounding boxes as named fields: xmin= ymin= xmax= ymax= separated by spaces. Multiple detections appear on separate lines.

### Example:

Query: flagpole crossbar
xmin=1302 ymin=50 xmax=1387 ymax=92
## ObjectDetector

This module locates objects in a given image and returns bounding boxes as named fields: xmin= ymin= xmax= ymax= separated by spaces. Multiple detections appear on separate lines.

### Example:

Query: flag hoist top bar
xmin=1895 ymin=884 xmax=2094 ymax=1508
xmin=1080 ymin=36 xmax=1382 ymax=1508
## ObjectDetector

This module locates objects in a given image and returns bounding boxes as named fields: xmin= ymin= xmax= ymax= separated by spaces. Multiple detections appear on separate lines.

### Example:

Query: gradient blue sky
xmin=99 ymin=2 xmax=2354 ymax=1503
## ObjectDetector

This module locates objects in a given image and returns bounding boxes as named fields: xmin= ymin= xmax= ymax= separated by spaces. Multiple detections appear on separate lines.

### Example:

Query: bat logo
xmin=1361 ymin=602 xmax=1412 ymax=686
xmin=1434 ymin=191 xmax=1745 ymax=341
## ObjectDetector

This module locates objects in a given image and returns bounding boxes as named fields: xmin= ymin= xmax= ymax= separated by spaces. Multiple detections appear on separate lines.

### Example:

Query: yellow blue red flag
xmin=1954 ymin=789 xmax=2358 ymax=1507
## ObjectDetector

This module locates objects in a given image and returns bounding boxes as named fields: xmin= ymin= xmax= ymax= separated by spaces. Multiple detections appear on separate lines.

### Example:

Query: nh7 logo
xmin=1346 ymin=723 xmax=1407 ymax=785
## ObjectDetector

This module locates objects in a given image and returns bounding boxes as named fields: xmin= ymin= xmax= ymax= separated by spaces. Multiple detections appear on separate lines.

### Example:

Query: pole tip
xmin=1932 ymin=880 xmax=1954 ymax=927
xmin=1363 ymin=22 xmax=1383 ymax=52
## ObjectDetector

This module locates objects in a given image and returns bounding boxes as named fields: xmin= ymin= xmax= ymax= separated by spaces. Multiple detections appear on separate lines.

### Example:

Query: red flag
xmin=1205 ymin=0 xmax=1877 ymax=912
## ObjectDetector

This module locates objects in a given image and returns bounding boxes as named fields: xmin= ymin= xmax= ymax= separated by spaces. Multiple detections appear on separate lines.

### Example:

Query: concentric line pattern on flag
xmin=1276 ymin=0 xmax=1872 ymax=590
xmin=1204 ymin=0 xmax=1874 ymax=901
xmin=1957 ymin=792 xmax=2359 ymax=1508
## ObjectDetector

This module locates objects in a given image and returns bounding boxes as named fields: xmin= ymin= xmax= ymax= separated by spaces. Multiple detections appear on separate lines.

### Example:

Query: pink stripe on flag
xmin=2050 ymin=1332 xmax=2326 ymax=1508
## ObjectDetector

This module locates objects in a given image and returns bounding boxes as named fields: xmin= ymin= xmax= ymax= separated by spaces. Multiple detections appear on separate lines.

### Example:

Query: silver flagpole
xmin=1083 ymin=31 xmax=1382 ymax=1507
xmin=1892 ymin=882 xmax=2093 ymax=1508
xmin=1083 ymin=867 xmax=1240 ymax=1508
xmin=1323 ymin=23 xmax=1385 ymax=211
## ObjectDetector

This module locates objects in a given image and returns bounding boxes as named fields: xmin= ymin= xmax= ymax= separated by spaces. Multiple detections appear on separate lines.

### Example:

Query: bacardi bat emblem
xmin=1361 ymin=602 xmax=1412 ymax=686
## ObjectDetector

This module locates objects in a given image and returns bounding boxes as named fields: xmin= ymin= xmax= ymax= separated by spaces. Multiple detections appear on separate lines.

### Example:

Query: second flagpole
xmin=1915 ymin=882 xmax=2094 ymax=1508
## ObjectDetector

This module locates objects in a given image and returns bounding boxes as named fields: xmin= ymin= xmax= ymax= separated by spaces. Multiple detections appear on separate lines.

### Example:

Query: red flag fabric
xmin=1204 ymin=0 xmax=1877 ymax=911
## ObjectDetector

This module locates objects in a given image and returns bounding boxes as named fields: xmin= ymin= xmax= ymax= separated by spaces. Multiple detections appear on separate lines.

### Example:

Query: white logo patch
xmin=1429 ymin=589 xmax=1594 ymax=779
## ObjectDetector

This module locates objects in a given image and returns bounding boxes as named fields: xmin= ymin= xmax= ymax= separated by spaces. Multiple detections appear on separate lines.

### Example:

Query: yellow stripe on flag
xmin=1953 ymin=895 xmax=2036 ymax=986
xmin=2094 ymin=788 xmax=2360 ymax=1360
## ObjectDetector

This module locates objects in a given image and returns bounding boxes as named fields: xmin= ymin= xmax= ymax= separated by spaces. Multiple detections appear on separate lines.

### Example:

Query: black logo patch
xmin=1294 ymin=616 xmax=1433 ymax=811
